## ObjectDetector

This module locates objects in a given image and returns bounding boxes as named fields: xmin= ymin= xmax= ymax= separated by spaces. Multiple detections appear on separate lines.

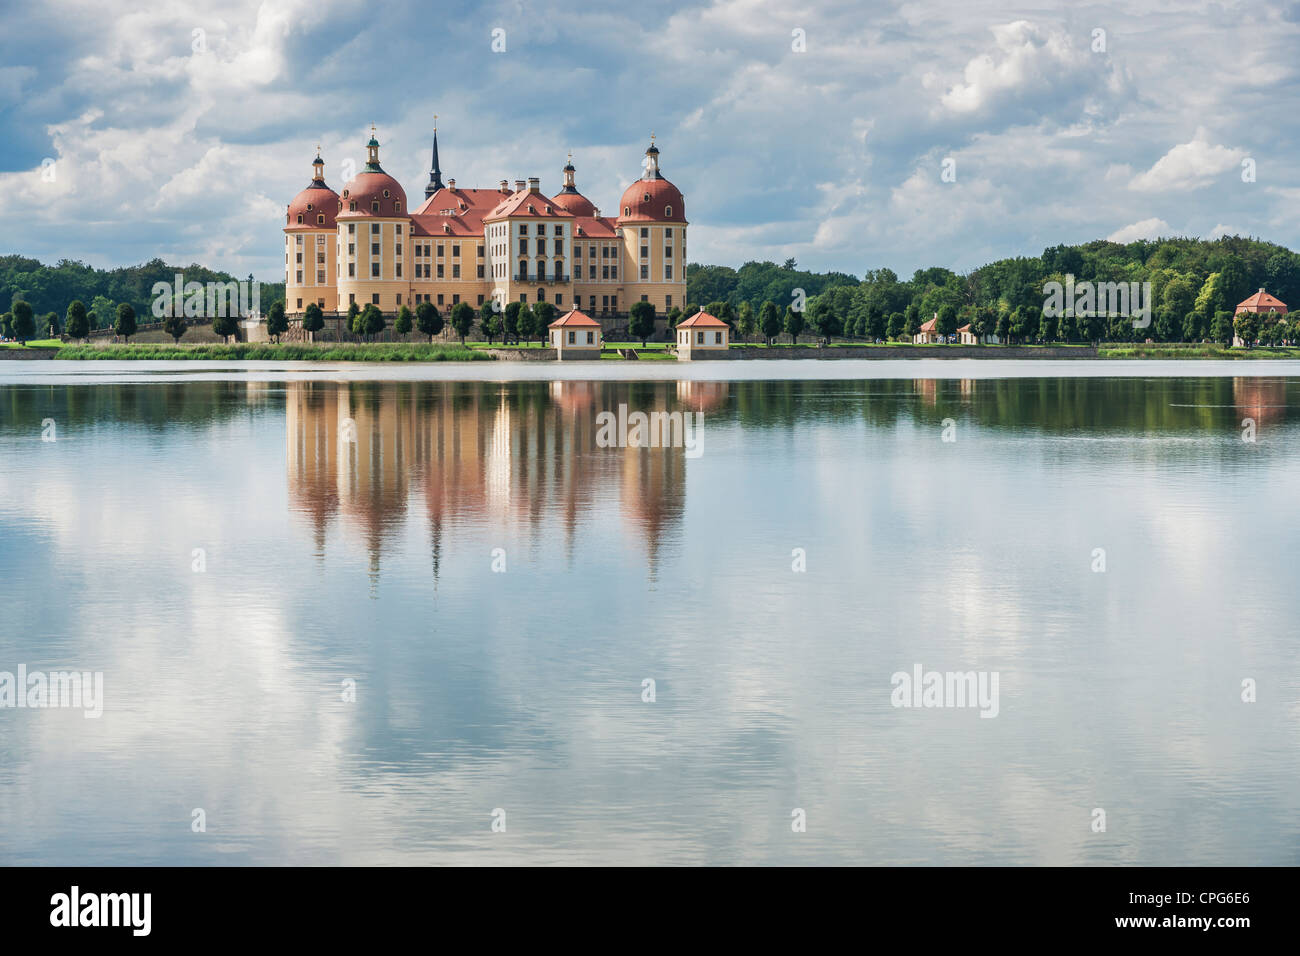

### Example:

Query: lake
xmin=1 ymin=361 xmax=1297 ymax=864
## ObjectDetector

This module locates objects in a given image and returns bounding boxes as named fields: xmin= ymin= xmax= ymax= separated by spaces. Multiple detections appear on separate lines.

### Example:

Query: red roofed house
xmin=1233 ymin=289 xmax=1288 ymax=347
xmin=549 ymin=309 xmax=603 ymax=359
xmin=912 ymin=313 xmax=943 ymax=344
xmin=1235 ymin=288 xmax=1287 ymax=316
xmin=675 ymin=310 xmax=730 ymax=359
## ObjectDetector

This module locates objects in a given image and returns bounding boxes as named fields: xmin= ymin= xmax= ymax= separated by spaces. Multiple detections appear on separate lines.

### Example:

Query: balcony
xmin=513 ymin=274 xmax=571 ymax=283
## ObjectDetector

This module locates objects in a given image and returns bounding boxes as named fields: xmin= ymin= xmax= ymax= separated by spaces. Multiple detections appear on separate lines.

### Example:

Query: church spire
xmin=425 ymin=116 xmax=444 ymax=197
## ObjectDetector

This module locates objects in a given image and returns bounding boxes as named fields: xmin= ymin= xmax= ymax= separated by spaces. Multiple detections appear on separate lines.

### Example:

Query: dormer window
xmin=317 ymin=215 xmax=325 ymax=225
xmin=342 ymin=189 xmax=349 ymax=198
xmin=371 ymin=201 xmax=379 ymax=212
xmin=383 ymin=189 xmax=390 ymax=198
xmin=624 ymin=206 xmax=630 ymax=216
xmin=545 ymin=204 xmax=552 ymax=213
xmin=306 ymin=203 xmax=312 ymax=210
xmin=665 ymin=205 xmax=672 ymax=217
xmin=395 ymin=202 xmax=401 ymax=212
xmin=643 ymin=193 xmax=651 ymax=202
xmin=349 ymin=201 xmax=356 ymax=211
xmin=296 ymin=214 xmax=303 ymax=224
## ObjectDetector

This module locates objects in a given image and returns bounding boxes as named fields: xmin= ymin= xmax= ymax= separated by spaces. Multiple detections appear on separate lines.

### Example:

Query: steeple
xmin=425 ymin=116 xmax=444 ymax=197
xmin=311 ymin=146 xmax=325 ymax=184
xmin=365 ymin=125 xmax=383 ymax=172
xmin=561 ymin=152 xmax=577 ymax=193
xmin=641 ymin=132 xmax=662 ymax=180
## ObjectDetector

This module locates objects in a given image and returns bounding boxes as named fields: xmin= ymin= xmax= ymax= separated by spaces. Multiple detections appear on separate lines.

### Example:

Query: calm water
xmin=1 ymin=363 xmax=1298 ymax=865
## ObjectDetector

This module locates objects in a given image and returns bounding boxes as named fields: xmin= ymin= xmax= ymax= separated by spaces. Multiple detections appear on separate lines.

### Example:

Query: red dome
xmin=337 ymin=171 xmax=408 ymax=218
xmin=287 ymin=182 xmax=339 ymax=229
xmin=551 ymin=190 xmax=596 ymax=217
xmin=617 ymin=177 xmax=685 ymax=223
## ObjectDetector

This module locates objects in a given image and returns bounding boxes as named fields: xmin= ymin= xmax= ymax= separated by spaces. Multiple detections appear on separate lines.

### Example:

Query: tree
xmin=395 ymin=304 xmax=413 ymax=339
xmin=415 ymin=302 xmax=443 ymax=342
xmin=995 ymin=309 xmax=1011 ymax=343
xmin=113 ymin=302 xmax=136 ymax=343
xmin=1182 ymin=310 xmax=1204 ymax=343
xmin=65 ymin=300 xmax=89 ymax=342
xmin=163 ymin=313 xmax=188 ymax=344
xmin=480 ymin=308 xmax=501 ymax=344
xmin=266 ymin=300 xmax=287 ymax=343
xmin=12 ymin=300 xmax=35 ymax=344
xmin=212 ymin=313 xmax=239 ymax=343
xmin=42 ymin=311 xmax=60 ymax=338
xmin=629 ymin=300 xmax=656 ymax=347
xmin=759 ymin=300 xmax=781 ymax=343
xmin=936 ymin=303 xmax=958 ymax=342
xmin=783 ymin=305 xmax=805 ymax=344
xmin=516 ymin=303 xmax=537 ymax=345
xmin=302 ymin=302 xmax=324 ymax=341
xmin=503 ymin=301 xmax=521 ymax=345
xmin=479 ymin=300 xmax=498 ymax=341
xmin=1211 ymin=309 xmax=1235 ymax=346
xmin=809 ymin=297 xmax=842 ymax=340
xmin=361 ymin=304 xmax=385 ymax=341
xmin=450 ymin=301 xmax=475 ymax=344
xmin=737 ymin=301 xmax=755 ymax=341
xmin=1232 ymin=311 xmax=1258 ymax=347
xmin=346 ymin=301 xmax=361 ymax=338
xmin=0 ymin=312 xmax=12 ymax=340
xmin=886 ymin=311 xmax=904 ymax=341
xmin=531 ymin=302 xmax=556 ymax=345
xmin=903 ymin=304 xmax=920 ymax=339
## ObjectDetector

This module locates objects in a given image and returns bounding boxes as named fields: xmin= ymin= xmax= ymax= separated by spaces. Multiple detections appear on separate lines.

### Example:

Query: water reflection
xmin=3 ymin=374 xmax=1300 ymax=865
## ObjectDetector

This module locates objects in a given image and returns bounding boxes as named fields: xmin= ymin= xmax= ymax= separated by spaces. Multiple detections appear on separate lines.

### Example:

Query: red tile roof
xmin=409 ymin=187 xmax=503 ymax=236
xmin=919 ymin=317 xmax=938 ymax=332
xmin=286 ymin=182 xmax=338 ymax=229
xmin=336 ymin=171 xmax=407 ymax=219
xmin=550 ymin=309 xmax=602 ymax=328
xmin=617 ymin=176 xmax=686 ymax=223
xmin=484 ymin=189 xmax=576 ymax=221
xmin=1235 ymin=289 xmax=1288 ymax=313
xmin=677 ymin=310 xmax=728 ymax=328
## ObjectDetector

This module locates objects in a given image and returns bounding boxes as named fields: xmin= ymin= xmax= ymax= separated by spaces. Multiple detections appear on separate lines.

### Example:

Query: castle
xmin=284 ymin=128 xmax=688 ymax=322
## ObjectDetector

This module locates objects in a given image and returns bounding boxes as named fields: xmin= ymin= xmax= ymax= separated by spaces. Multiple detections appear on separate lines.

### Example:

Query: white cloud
xmin=1106 ymin=218 xmax=1170 ymax=243
xmin=1128 ymin=130 xmax=1246 ymax=192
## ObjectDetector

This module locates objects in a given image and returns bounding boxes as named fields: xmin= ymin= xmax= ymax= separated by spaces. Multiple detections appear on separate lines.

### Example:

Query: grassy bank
xmin=0 ymin=339 xmax=62 ymax=349
xmin=1099 ymin=345 xmax=1300 ymax=359
xmin=53 ymin=342 xmax=493 ymax=362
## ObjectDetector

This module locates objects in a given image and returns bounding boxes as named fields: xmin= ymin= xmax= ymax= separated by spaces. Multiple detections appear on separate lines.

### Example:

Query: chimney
xmin=447 ymin=178 xmax=456 ymax=189
xmin=528 ymin=177 xmax=540 ymax=193
xmin=499 ymin=179 xmax=509 ymax=193
xmin=515 ymin=180 xmax=525 ymax=192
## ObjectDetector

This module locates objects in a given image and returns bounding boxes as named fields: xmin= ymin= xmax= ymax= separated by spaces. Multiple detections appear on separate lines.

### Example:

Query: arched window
xmin=537 ymin=288 xmax=546 ymax=301
xmin=317 ymin=215 xmax=325 ymax=225
xmin=296 ymin=214 xmax=303 ymax=224
xmin=624 ymin=206 xmax=630 ymax=216
xmin=665 ymin=206 xmax=672 ymax=217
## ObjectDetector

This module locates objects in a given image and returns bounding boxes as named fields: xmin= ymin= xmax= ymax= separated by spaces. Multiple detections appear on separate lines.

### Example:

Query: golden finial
xmin=434 ymin=112 xmax=438 ymax=130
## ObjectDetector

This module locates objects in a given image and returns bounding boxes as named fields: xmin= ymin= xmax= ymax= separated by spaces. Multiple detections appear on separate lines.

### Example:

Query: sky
xmin=0 ymin=0 xmax=1298 ymax=282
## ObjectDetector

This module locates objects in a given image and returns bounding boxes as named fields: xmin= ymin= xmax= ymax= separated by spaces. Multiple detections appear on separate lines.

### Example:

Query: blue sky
xmin=1 ymin=0 xmax=1298 ymax=282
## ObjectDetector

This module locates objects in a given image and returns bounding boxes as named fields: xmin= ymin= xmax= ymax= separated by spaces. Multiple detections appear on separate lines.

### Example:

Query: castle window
xmin=477 ymin=265 xmax=484 ymax=279
xmin=520 ymin=224 xmax=528 ymax=235
xmin=396 ymin=225 xmax=402 ymax=235
xmin=371 ymin=263 xmax=379 ymax=277
xmin=665 ymin=265 xmax=673 ymax=280
xmin=665 ymin=206 xmax=672 ymax=217
xmin=296 ymin=214 xmax=303 ymax=223
xmin=624 ymin=206 xmax=630 ymax=216
xmin=640 ymin=265 xmax=649 ymax=279
xmin=452 ymin=244 xmax=460 ymax=257
xmin=643 ymin=193 xmax=650 ymax=202
xmin=348 ymin=224 xmax=355 ymax=234
xmin=371 ymin=201 xmax=379 ymax=212
xmin=383 ymin=189 xmax=390 ymax=198
xmin=317 ymin=215 xmax=325 ymax=225
xmin=371 ymin=224 xmax=379 ymax=234
xmin=395 ymin=202 xmax=401 ymax=212
xmin=349 ymin=201 xmax=356 ymax=211
xmin=453 ymin=264 xmax=460 ymax=278
xmin=640 ymin=228 xmax=648 ymax=238
xmin=437 ymin=244 xmax=444 ymax=257
xmin=372 ymin=294 xmax=379 ymax=304
xmin=666 ymin=228 xmax=673 ymax=238
xmin=317 ymin=271 xmax=325 ymax=283
xmin=371 ymin=243 xmax=379 ymax=255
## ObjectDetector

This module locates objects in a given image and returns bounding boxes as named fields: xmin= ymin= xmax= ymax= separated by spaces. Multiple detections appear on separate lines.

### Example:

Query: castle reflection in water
xmin=284 ymin=380 xmax=730 ymax=581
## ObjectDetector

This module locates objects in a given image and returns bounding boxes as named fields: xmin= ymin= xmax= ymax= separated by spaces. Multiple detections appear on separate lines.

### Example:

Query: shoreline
xmin=6 ymin=357 xmax=1300 ymax=384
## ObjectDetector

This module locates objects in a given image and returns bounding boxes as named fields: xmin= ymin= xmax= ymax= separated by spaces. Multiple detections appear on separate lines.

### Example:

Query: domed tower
xmin=617 ymin=136 xmax=687 ymax=316
xmin=550 ymin=154 xmax=596 ymax=218
xmin=335 ymin=127 xmax=412 ymax=316
xmin=285 ymin=149 xmax=340 ymax=314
